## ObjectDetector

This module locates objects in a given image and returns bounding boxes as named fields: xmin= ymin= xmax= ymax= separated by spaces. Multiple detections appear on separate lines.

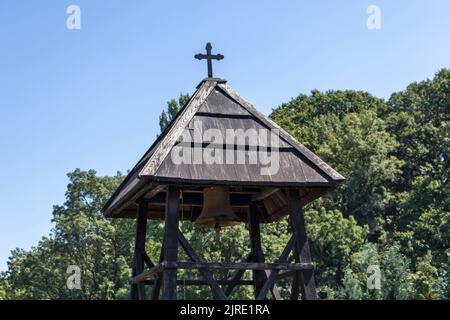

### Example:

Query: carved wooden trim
xmin=139 ymin=80 xmax=217 ymax=177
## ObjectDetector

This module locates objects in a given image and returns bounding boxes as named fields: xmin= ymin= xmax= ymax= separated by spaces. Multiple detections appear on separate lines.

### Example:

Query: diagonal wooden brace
xmin=256 ymin=235 xmax=295 ymax=300
xmin=177 ymin=229 xmax=228 ymax=300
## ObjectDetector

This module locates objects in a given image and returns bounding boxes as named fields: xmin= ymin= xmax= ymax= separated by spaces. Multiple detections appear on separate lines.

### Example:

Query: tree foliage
xmin=159 ymin=93 xmax=190 ymax=133
xmin=1 ymin=69 xmax=449 ymax=300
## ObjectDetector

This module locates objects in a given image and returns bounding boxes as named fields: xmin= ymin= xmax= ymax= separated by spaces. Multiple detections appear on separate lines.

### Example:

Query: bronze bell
xmin=194 ymin=187 xmax=240 ymax=228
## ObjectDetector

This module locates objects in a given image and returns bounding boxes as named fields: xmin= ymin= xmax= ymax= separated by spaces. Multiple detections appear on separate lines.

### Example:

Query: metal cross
xmin=194 ymin=42 xmax=224 ymax=78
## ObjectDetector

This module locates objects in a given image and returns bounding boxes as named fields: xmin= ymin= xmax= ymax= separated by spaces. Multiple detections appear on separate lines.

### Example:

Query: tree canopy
xmin=1 ymin=70 xmax=448 ymax=300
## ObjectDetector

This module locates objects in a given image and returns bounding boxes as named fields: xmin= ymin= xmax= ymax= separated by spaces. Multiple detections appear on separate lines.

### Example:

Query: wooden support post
xmin=131 ymin=200 xmax=148 ymax=300
xmin=286 ymin=189 xmax=317 ymax=300
xmin=161 ymin=186 xmax=180 ymax=300
xmin=249 ymin=203 xmax=281 ymax=300
xmin=248 ymin=203 xmax=266 ymax=298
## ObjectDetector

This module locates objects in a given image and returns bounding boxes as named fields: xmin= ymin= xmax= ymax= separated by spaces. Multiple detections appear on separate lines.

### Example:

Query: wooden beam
xmin=109 ymin=181 xmax=159 ymax=218
xmin=256 ymin=235 xmax=295 ymax=300
xmin=131 ymin=200 xmax=148 ymax=300
xmin=249 ymin=203 xmax=268 ymax=299
xmin=144 ymin=279 xmax=254 ymax=286
xmin=131 ymin=263 xmax=164 ymax=284
xmin=143 ymin=252 xmax=155 ymax=270
xmin=217 ymin=82 xmax=345 ymax=182
xmin=172 ymin=261 xmax=312 ymax=271
xmin=161 ymin=186 xmax=180 ymax=300
xmin=286 ymin=189 xmax=318 ymax=300
xmin=139 ymin=80 xmax=217 ymax=176
xmin=251 ymin=188 xmax=279 ymax=202
xmin=132 ymin=263 xmax=311 ymax=284
xmin=177 ymin=230 xmax=228 ymax=300
xmin=225 ymin=253 xmax=251 ymax=297
xmin=148 ymin=191 xmax=253 ymax=207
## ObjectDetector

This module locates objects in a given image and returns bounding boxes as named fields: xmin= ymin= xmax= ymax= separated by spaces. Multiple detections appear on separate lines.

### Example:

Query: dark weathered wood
xmin=103 ymin=79 xmax=345 ymax=220
xmin=108 ymin=181 xmax=163 ymax=218
xmin=256 ymin=235 xmax=295 ymax=300
xmin=144 ymin=279 xmax=254 ymax=286
xmin=251 ymin=188 xmax=279 ymax=202
xmin=143 ymin=252 xmax=155 ymax=269
xmin=173 ymin=261 xmax=312 ymax=271
xmin=101 ymin=70 xmax=345 ymax=302
xmin=161 ymin=186 xmax=180 ymax=300
xmin=249 ymin=203 xmax=266 ymax=298
xmin=148 ymin=191 xmax=253 ymax=207
xmin=177 ymin=230 xmax=228 ymax=300
xmin=131 ymin=200 xmax=148 ymax=300
xmin=131 ymin=263 xmax=164 ymax=284
xmin=139 ymin=80 xmax=217 ymax=176
xmin=224 ymin=254 xmax=251 ymax=297
xmin=286 ymin=189 xmax=317 ymax=300
xmin=249 ymin=203 xmax=281 ymax=300
xmin=197 ymin=89 xmax=250 ymax=116
xmin=217 ymin=82 xmax=344 ymax=182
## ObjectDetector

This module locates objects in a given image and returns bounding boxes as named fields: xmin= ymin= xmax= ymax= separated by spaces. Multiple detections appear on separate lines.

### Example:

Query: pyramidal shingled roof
xmin=102 ymin=78 xmax=344 ymax=217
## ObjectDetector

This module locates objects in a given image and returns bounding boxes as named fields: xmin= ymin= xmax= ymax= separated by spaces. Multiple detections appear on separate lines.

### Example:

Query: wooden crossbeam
xmin=144 ymin=279 xmax=254 ymax=286
xmin=131 ymin=260 xmax=313 ymax=284
xmin=172 ymin=261 xmax=312 ymax=271
xmin=286 ymin=189 xmax=318 ymax=300
xmin=251 ymin=188 xmax=279 ymax=202
xmin=177 ymin=230 xmax=228 ymax=300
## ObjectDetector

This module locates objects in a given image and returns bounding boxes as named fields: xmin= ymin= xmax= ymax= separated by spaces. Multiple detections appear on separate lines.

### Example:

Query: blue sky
xmin=1 ymin=0 xmax=450 ymax=271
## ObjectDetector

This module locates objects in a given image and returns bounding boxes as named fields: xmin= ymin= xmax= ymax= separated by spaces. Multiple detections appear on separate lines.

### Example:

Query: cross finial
xmin=194 ymin=42 xmax=224 ymax=78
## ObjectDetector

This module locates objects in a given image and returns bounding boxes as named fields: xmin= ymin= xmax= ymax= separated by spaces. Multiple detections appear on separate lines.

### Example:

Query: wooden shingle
xmin=102 ymin=78 xmax=344 ymax=219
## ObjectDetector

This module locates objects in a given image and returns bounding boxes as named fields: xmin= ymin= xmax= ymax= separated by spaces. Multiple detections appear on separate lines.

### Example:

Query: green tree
xmin=386 ymin=70 xmax=450 ymax=233
xmin=271 ymin=91 xmax=403 ymax=234
xmin=159 ymin=93 xmax=190 ymax=132
xmin=303 ymin=208 xmax=368 ymax=297
xmin=2 ymin=70 xmax=449 ymax=300
xmin=0 ymin=170 xmax=134 ymax=299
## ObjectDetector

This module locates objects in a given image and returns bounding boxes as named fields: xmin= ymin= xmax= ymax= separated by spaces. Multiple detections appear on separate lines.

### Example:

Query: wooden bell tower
xmin=102 ymin=44 xmax=345 ymax=300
